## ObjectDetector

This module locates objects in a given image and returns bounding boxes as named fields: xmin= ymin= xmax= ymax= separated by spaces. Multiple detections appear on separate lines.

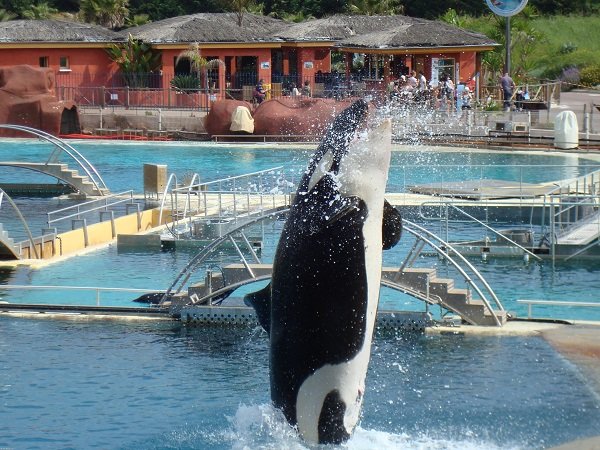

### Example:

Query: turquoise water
xmin=1 ymin=139 xmax=600 ymax=321
xmin=1 ymin=318 xmax=599 ymax=449
xmin=2 ymin=140 xmax=600 ymax=449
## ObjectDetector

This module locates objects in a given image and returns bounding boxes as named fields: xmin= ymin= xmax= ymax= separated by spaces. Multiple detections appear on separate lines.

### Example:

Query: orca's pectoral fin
xmin=325 ymin=197 xmax=364 ymax=227
xmin=243 ymin=282 xmax=272 ymax=335
xmin=382 ymin=199 xmax=403 ymax=250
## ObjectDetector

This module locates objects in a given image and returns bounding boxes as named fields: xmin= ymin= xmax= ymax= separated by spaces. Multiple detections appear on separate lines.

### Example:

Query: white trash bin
xmin=554 ymin=110 xmax=578 ymax=149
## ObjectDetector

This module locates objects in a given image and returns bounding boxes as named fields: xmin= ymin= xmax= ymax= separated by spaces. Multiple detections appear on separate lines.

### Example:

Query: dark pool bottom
xmin=1 ymin=317 xmax=599 ymax=450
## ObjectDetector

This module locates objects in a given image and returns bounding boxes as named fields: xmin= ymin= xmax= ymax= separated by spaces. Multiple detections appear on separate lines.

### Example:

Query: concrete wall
xmin=20 ymin=208 xmax=159 ymax=260
xmin=78 ymin=108 xmax=208 ymax=134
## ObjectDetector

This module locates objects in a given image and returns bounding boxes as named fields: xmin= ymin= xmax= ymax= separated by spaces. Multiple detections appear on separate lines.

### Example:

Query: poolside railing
xmin=517 ymin=299 xmax=600 ymax=320
xmin=47 ymin=191 xmax=139 ymax=229
xmin=0 ymin=125 xmax=108 ymax=195
xmin=0 ymin=284 xmax=165 ymax=307
xmin=158 ymin=167 xmax=295 ymax=237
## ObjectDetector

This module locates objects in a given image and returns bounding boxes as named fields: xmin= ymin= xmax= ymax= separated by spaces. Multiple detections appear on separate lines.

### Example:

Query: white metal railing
xmin=0 ymin=124 xmax=108 ymax=194
xmin=402 ymin=219 xmax=505 ymax=326
xmin=0 ymin=188 xmax=40 ymax=259
xmin=419 ymin=201 xmax=543 ymax=261
xmin=517 ymin=299 xmax=600 ymax=319
xmin=158 ymin=167 xmax=295 ymax=238
xmin=0 ymin=284 xmax=164 ymax=306
xmin=47 ymin=190 xmax=137 ymax=228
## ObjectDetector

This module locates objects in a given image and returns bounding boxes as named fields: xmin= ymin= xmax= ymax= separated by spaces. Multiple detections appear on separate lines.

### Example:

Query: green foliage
xmin=170 ymin=74 xmax=201 ymax=92
xmin=22 ymin=1 xmax=58 ymax=19
xmin=79 ymin=0 xmax=129 ymax=29
xmin=529 ymin=15 xmax=600 ymax=79
xmin=128 ymin=0 xmax=184 ymax=21
xmin=560 ymin=42 xmax=578 ymax=55
xmin=580 ymin=66 xmax=600 ymax=87
xmin=106 ymin=33 xmax=162 ymax=87
xmin=124 ymin=13 xmax=150 ymax=27
xmin=451 ymin=11 xmax=600 ymax=84
xmin=348 ymin=0 xmax=402 ymax=15
xmin=0 ymin=8 xmax=17 ymax=20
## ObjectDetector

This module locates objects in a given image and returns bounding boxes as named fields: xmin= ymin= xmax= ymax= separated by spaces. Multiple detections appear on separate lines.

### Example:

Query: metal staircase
xmin=0 ymin=124 xmax=109 ymax=197
xmin=0 ymin=222 xmax=19 ymax=259
xmin=381 ymin=267 xmax=507 ymax=326
xmin=0 ymin=162 xmax=107 ymax=196
xmin=159 ymin=211 xmax=507 ymax=327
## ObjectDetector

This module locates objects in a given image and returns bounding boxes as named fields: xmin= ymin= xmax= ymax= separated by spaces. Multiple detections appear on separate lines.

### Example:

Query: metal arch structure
xmin=0 ymin=124 xmax=109 ymax=195
xmin=0 ymin=188 xmax=40 ymax=259
xmin=160 ymin=209 xmax=506 ymax=326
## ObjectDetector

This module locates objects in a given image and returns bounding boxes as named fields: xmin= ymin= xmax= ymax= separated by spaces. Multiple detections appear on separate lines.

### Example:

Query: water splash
xmin=224 ymin=403 xmax=523 ymax=450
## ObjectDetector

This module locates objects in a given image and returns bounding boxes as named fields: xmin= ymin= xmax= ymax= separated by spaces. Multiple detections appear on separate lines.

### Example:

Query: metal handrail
xmin=158 ymin=173 xmax=178 ymax=227
xmin=160 ymin=208 xmax=289 ymax=306
xmin=0 ymin=284 xmax=164 ymax=306
xmin=419 ymin=201 xmax=542 ymax=261
xmin=0 ymin=124 xmax=108 ymax=194
xmin=157 ymin=167 xmax=294 ymax=239
xmin=0 ymin=188 xmax=39 ymax=259
xmin=403 ymin=218 xmax=504 ymax=323
xmin=171 ymin=166 xmax=286 ymax=193
xmin=47 ymin=190 xmax=135 ymax=227
xmin=517 ymin=299 xmax=600 ymax=319
xmin=161 ymin=210 xmax=503 ymax=325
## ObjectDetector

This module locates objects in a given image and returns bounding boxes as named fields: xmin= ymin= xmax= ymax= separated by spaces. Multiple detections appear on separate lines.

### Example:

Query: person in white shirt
xmin=418 ymin=71 xmax=427 ymax=91
xmin=407 ymin=71 xmax=418 ymax=90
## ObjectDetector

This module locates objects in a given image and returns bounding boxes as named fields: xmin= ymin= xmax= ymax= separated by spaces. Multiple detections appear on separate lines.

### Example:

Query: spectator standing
xmin=254 ymin=79 xmax=267 ymax=104
xmin=302 ymin=80 xmax=311 ymax=97
xmin=418 ymin=71 xmax=427 ymax=91
xmin=408 ymin=71 xmax=418 ymax=90
xmin=500 ymin=72 xmax=515 ymax=111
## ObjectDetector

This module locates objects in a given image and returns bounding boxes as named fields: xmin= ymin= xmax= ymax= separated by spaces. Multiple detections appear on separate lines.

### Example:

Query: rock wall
xmin=0 ymin=65 xmax=79 ymax=137
xmin=204 ymin=98 xmax=360 ymax=140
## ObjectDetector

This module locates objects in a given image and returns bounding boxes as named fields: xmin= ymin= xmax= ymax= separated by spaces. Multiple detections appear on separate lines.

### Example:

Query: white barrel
xmin=554 ymin=110 xmax=578 ymax=149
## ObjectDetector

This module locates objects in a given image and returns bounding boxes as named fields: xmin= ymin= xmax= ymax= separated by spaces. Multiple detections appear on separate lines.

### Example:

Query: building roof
xmin=123 ymin=13 xmax=287 ymax=44
xmin=0 ymin=19 xmax=124 ymax=43
xmin=336 ymin=17 xmax=497 ymax=50
xmin=273 ymin=14 xmax=406 ymax=42
xmin=0 ymin=14 xmax=497 ymax=51
xmin=273 ymin=14 xmax=496 ymax=50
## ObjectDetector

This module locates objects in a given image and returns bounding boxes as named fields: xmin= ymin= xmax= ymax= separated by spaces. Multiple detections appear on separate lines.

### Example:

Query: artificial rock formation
xmin=252 ymin=97 xmax=357 ymax=138
xmin=204 ymin=99 xmax=254 ymax=136
xmin=0 ymin=65 xmax=80 ymax=137
xmin=204 ymin=97 xmax=359 ymax=140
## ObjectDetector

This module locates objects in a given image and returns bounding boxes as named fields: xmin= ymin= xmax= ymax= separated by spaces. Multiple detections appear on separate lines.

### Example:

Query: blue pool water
xmin=1 ymin=318 xmax=600 ymax=449
xmin=1 ymin=139 xmax=600 ymax=449
xmin=1 ymin=139 xmax=600 ymax=320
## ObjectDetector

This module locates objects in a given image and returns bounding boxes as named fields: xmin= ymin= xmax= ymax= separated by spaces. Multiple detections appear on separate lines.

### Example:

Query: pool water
xmin=2 ymin=139 xmax=600 ymax=449
xmin=1 ymin=318 xmax=599 ymax=449
xmin=1 ymin=140 xmax=600 ymax=320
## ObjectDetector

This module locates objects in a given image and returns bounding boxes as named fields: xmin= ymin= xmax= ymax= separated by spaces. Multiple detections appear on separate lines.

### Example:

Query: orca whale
xmin=245 ymin=99 xmax=402 ymax=444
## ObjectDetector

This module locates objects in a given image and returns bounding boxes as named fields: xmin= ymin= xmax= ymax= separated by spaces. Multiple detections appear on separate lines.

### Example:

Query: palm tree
xmin=79 ymin=0 xmax=129 ymax=29
xmin=226 ymin=0 xmax=258 ymax=27
xmin=106 ymin=33 xmax=162 ymax=87
xmin=348 ymin=0 xmax=403 ymax=16
xmin=176 ymin=43 xmax=225 ymax=92
xmin=22 ymin=2 xmax=59 ymax=19
xmin=0 ymin=8 xmax=17 ymax=21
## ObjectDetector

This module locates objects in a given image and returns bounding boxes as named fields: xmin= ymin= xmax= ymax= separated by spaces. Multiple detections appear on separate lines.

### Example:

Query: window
xmin=436 ymin=58 xmax=455 ymax=82
xmin=39 ymin=56 xmax=49 ymax=67
xmin=59 ymin=56 xmax=70 ymax=71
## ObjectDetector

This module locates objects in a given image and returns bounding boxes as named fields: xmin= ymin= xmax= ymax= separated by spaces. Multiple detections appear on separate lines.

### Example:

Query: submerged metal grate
xmin=180 ymin=306 xmax=432 ymax=331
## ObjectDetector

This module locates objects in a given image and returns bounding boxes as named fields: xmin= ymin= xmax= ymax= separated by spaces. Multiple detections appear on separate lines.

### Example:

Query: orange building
xmin=0 ymin=14 xmax=496 ymax=108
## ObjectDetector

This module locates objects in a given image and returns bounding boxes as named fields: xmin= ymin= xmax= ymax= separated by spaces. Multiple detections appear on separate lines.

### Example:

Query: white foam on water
xmin=226 ymin=404 xmax=524 ymax=450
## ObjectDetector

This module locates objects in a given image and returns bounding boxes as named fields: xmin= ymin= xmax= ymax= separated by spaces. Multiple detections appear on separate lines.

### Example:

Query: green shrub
xmin=580 ymin=65 xmax=600 ymax=87
xmin=170 ymin=74 xmax=201 ymax=92
xmin=560 ymin=42 xmax=577 ymax=54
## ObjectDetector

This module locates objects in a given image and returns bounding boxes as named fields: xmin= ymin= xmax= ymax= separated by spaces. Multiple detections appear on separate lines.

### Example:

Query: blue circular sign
xmin=485 ymin=0 xmax=528 ymax=16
